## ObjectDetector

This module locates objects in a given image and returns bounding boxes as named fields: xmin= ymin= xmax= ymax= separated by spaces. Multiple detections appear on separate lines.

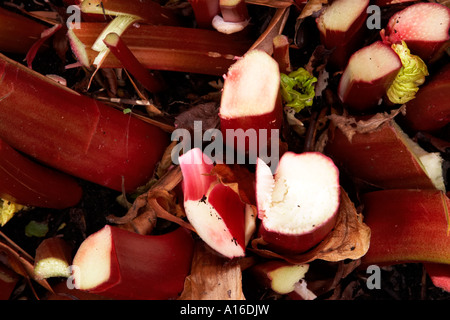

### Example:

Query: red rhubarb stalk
xmin=272 ymin=34 xmax=292 ymax=74
xmin=255 ymin=152 xmax=340 ymax=254
xmin=68 ymin=23 xmax=251 ymax=76
xmin=402 ymin=63 xmax=450 ymax=133
xmin=381 ymin=2 xmax=450 ymax=62
xmin=102 ymin=32 xmax=163 ymax=93
xmin=0 ymin=52 xmax=169 ymax=193
xmin=325 ymin=115 xmax=445 ymax=191
xmin=179 ymin=148 xmax=247 ymax=259
xmin=189 ymin=0 xmax=220 ymax=29
xmin=0 ymin=7 xmax=47 ymax=54
xmin=72 ymin=225 xmax=194 ymax=300
xmin=0 ymin=138 xmax=82 ymax=209
xmin=316 ymin=0 xmax=370 ymax=70
xmin=219 ymin=50 xmax=283 ymax=159
xmin=361 ymin=189 xmax=450 ymax=266
xmin=337 ymin=41 xmax=402 ymax=112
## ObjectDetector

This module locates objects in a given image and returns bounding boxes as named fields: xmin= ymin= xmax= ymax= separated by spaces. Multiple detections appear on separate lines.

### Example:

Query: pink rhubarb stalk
xmin=179 ymin=148 xmax=247 ymax=259
xmin=361 ymin=189 xmax=450 ymax=266
xmin=381 ymin=2 xmax=450 ymax=62
xmin=0 ymin=52 xmax=169 ymax=193
xmin=72 ymin=225 xmax=194 ymax=300
xmin=337 ymin=41 xmax=402 ymax=112
xmin=219 ymin=50 xmax=283 ymax=159
xmin=0 ymin=138 xmax=82 ymax=209
xmin=255 ymin=152 xmax=340 ymax=254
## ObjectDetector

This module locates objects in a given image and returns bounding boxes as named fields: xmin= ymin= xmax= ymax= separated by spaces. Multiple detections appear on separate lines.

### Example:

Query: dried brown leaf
xmin=250 ymin=188 xmax=371 ymax=264
xmin=328 ymin=105 xmax=406 ymax=142
xmin=297 ymin=0 xmax=328 ymax=19
xmin=179 ymin=241 xmax=245 ymax=300
xmin=212 ymin=164 xmax=256 ymax=205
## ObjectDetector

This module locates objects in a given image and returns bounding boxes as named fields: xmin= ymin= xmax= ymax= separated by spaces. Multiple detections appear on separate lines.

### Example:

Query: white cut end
xmin=72 ymin=226 xmax=112 ymax=290
xmin=256 ymin=158 xmax=275 ymax=218
xmin=220 ymin=50 xmax=280 ymax=118
xmin=388 ymin=3 xmax=450 ymax=41
xmin=34 ymin=258 xmax=71 ymax=279
xmin=317 ymin=0 xmax=369 ymax=32
xmin=270 ymin=264 xmax=309 ymax=294
xmin=393 ymin=122 xmax=445 ymax=191
xmin=212 ymin=15 xmax=249 ymax=34
xmin=338 ymin=41 xmax=401 ymax=98
xmin=184 ymin=199 xmax=245 ymax=258
xmin=262 ymin=152 xmax=340 ymax=235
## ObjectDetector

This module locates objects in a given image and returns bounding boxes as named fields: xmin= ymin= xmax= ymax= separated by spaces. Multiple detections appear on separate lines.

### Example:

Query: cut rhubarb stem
xmin=34 ymin=237 xmax=72 ymax=280
xmin=220 ymin=0 xmax=250 ymax=23
xmin=103 ymin=32 xmax=163 ymax=93
xmin=272 ymin=34 xmax=292 ymax=74
xmin=72 ymin=225 xmax=194 ymax=300
xmin=337 ymin=41 xmax=402 ymax=112
xmin=80 ymin=0 xmax=180 ymax=26
xmin=361 ymin=189 xmax=450 ymax=266
xmin=256 ymin=152 xmax=340 ymax=255
xmin=0 ymin=52 xmax=169 ymax=193
xmin=68 ymin=23 xmax=251 ymax=75
xmin=0 ymin=7 xmax=47 ymax=54
xmin=0 ymin=138 xmax=82 ymax=209
xmin=325 ymin=114 xmax=445 ymax=191
xmin=382 ymin=2 xmax=450 ymax=62
xmin=316 ymin=0 xmax=369 ymax=70
xmin=402 ymin=63 xmax=450 ymax=132
xmin=219 ymin=50 xmax=283 ymax=160
xmin=179 ymin=148 xmax=247 ymax=259
xmin=249 ymin=260 xmax=309 ymax=294
xmin=189 ymin=0 xmax=220 ymax=29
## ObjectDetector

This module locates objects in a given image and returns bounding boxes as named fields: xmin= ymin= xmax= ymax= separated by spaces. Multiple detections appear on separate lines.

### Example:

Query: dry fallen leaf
xmin=179 ymin=241 xmax=246 ymax=300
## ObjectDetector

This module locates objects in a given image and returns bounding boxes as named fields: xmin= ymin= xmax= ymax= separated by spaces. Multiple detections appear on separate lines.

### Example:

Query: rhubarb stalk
xmin=189 ymin=0 xmax=220 ymax=29
xmin=316 ymin=0 xmax=369 ymax=70
xmin=34 ymin=237 xmax=72 ymax=280
xmin=179 ymin=148 xmax=247 ymax=259
xmin=219 ymin=50 xmax=283 ymax=160
xmin=402 ymin=63 xmax=450 ymax=132
xmin=102 ymin=32 xmax=164 ymax=93
xmin=0 ymin=52 xmax=169 ymax=193
xmin=325 ymin=113 xmax=445 ymax=191
xmin=361 ymin=189 xmax=450 ymax=266
xmin=0 ymin=138 xmax=82 ymax=210
xmin=69 ymin=23 xmax=251 ymax=75
xmin=0 ymin=7 xmax=47 ymax=54
xmin=72 ymin=225 xmax=194 ymax=300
